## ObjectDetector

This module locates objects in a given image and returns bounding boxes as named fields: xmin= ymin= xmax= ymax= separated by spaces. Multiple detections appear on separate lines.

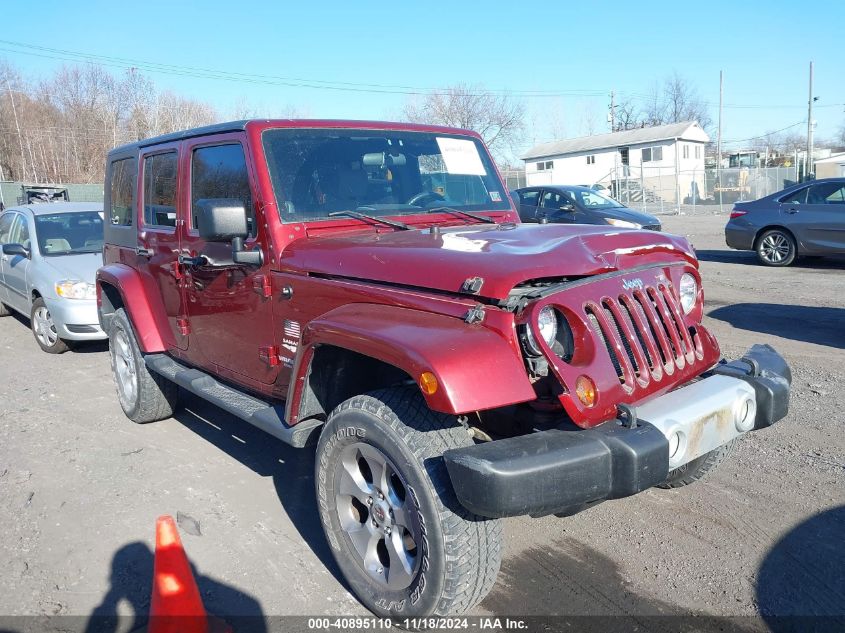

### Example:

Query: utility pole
xmin=806 ymin=61 xmax=815 ymax=180
xmin=717 ymin=70 xmax=724 ymax=212
xmin=609 ymin=90 xmax=616 ymax=133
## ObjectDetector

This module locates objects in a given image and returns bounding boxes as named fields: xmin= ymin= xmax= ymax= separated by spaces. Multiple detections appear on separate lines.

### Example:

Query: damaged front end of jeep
xmin=442 ymin=255 xmax=792 ymax=519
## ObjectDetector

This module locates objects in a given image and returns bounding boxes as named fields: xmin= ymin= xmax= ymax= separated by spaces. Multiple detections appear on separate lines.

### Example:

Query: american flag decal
xmin=283 ymin=319 xmax=301 ymax=339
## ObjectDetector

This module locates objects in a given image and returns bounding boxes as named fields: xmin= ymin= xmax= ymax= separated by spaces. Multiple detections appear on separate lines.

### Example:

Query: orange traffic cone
xmin=149 ymin=515 xmax=211 ymax=633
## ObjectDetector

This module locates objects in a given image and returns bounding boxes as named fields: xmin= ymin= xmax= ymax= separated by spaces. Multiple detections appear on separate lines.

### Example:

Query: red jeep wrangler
xmin=97 ymin=120 xmax=791 ymax=617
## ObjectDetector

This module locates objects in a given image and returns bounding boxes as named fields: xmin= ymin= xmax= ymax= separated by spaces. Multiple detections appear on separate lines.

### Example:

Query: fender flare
xmin=286 ymin=303 xmax=536 ymax=423
xmin=96 ymin=264 xmax=173 ymax=352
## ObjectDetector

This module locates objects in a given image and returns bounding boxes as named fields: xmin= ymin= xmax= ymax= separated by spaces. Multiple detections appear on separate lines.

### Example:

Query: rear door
xmin=780 ymin=182 xmax=845 ymax=252
xmin=138 ymin=143 xmax=189 ymax=350
xmin=180 ymin=134 xmax=279 ymax=385
xmin=516 ymin=188 xmax=542 ymax=222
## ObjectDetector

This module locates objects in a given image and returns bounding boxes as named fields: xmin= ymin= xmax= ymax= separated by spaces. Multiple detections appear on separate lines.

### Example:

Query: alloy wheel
xmin=760 ymin=232 xmax=791 ymax=264
xmin=334 ymin=442 xmax=421 ymax=590
xmin=112 ymin=328 xmax=137 ymax=407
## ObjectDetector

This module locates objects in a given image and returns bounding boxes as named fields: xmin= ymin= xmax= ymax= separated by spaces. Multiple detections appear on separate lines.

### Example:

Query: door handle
xmin=135 ymin=247 xmax=154 ymax=257
xmin=786 ymin=208 xmax=800 ymax=214
xmin=178 ymin=254 xmax=207 ymax=267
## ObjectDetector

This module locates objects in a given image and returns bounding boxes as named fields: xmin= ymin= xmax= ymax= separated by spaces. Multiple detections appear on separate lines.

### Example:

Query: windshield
xmin=35 ymin=212 xmax=104 ymax=256
xmin=569 ymin=188 xmax=624 ymax=209
xmin=262 ymin=128 xmax=511 ymax=223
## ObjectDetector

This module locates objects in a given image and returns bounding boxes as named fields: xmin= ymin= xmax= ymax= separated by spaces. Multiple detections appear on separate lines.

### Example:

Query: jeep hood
xmin=280 ymin=223 xmax=697 ymax=300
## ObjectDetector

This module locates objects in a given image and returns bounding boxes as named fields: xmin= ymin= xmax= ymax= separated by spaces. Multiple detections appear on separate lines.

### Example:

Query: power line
xmin=1 ymin=39 xmax=842 ymax=111
xmin=720 ymin=119 xmax=806 ymax=144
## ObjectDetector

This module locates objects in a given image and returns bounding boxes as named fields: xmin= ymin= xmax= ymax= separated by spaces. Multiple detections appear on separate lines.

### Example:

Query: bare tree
xmin=403 ymin=84 xmax=525 ymax=163
xmin=621 ymin=73 xmax=713 ymax=133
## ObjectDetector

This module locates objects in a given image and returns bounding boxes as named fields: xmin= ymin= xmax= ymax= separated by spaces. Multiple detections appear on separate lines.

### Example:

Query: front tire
xmin=658 ymin=439 xmax=736 ymax=488
xmin=109 ymin=308 xmax=177 ymax=423
xmin=31 ymin=297 xmax=69 ymax=354
xmin=316 ymin=387 xmax=502 ymax=617
xmin=756 ymin=229 xmax=796 ymax=266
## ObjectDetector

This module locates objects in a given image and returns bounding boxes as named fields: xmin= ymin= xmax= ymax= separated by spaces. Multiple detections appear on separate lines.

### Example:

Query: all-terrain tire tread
xmin=111 ymin=308 xmax=177 ymax=423
xmin=326 ymin=386 xmax=502 ymax=615
xmin=658 ymin=439 xmax=737 ymax=488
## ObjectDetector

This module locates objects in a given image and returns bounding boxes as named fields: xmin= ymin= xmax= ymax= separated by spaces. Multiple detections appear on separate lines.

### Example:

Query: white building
xmin=522 ymin=121 xmax=710 ymax=204
xmin=814 ymin=152 xmax=845 ymax=179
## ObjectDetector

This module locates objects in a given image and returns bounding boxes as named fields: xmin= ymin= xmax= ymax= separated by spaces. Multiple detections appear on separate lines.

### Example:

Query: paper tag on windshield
xmin=436 ymin=137 xmax=487 ymax=176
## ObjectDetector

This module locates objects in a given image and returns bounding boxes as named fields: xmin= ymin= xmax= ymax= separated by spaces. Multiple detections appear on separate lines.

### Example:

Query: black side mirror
xmin=194 ymin=198 xmax=262 ymax=266
xmin=195 ymin=198 xmax=249 ymax=242
xmin=2 ymin=243 xmax=30 ymax=258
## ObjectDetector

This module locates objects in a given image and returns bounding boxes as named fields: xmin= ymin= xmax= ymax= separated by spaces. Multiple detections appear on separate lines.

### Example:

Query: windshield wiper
xmin=427 ymin=206 xmax=496 ymax=224
xmin=328 ymin=210 xmax=411 ymax=230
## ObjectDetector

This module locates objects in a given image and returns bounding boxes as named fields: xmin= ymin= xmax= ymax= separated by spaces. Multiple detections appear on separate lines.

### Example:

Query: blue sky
xmin=2 ymin=0 xmax=843 ymax=157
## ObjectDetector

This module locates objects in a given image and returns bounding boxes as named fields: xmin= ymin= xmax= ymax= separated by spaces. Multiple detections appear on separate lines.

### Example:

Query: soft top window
xmin=261 ymin=129 xmax=509 ymax=223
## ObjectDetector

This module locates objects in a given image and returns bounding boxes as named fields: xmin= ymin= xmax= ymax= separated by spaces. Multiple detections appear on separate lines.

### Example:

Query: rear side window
xmin=781 ymin=187 xmax=807 ymax=204
xmin=109 ymin=158 xmax=137 ymax=226
xmin=519 ymin=190 xmax=540 ymax=206
xmin=0 ymin=213 xmax=15 ymax=245
xmin=191 ymin=144 xmax=254 ymax=237
xmin=143 ymin=152 xmax=179 ymax=228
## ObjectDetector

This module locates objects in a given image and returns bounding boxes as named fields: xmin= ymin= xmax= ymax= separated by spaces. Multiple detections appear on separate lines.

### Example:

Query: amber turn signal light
xmin=575 ymin=375 xmax=597 ymax=407
xmin=419 ymin=371 xmax=438 ymax=395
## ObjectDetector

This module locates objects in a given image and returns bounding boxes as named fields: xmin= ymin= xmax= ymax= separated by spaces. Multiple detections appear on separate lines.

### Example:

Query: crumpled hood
xmin=280 ymin=223 xmax=697 ymax=300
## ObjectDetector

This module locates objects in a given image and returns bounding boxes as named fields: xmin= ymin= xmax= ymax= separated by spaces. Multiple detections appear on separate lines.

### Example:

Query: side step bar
xmin=144 ymin=354 xmax=321 ymax=448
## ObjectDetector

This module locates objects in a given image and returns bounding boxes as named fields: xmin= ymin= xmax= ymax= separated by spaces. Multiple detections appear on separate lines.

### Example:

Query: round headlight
xmin=679 ymin=273 xmax=697 ymax=314
xmin=524 ymin=306 xmax=558 ymax=356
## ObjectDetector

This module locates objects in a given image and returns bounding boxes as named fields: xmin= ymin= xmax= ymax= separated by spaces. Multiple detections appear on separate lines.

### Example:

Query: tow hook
xmin=617 ymin=404 xmax=638 ymax=429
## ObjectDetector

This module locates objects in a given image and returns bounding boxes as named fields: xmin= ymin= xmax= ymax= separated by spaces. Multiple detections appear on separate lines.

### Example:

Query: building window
xmin=642 ymin=146 xmax=663 ymax=163
xmin=536 ymin=162 xmax=545 ymax=171
xmin=682 ymin=144 xmax=690 ymax=159
xmin=695 ymin=145 xmax=701 ymax=159
xmin=586 ymin=155 xmax=595 ymax=165
xmin=536 ymin=161 xmax=553 ymax=171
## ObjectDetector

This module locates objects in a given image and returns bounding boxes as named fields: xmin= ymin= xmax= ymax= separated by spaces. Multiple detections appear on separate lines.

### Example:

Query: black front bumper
xmin=443 ymin=344 xmax=791 ymax=519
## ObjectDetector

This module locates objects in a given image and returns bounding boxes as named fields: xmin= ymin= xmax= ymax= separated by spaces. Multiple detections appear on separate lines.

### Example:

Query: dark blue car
xmin=513 ymin=185 xmax=662 ymax=230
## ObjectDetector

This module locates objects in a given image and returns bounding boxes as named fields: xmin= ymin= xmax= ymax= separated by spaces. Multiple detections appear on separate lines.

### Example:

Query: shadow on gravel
xmin=172 ymin=394 xmax=346 ymax=590
xmin=82 ymin=540 xmax=267 ymax=633
xmin=756 ymin=505 xmax=845 ymax=631
xmin=696 ymin=249 xmax=845 ymax=270
xmin=707 ymin=303 xmax=844 ymax=349
xmin=481 ymin=538 xmax=762 ymax=632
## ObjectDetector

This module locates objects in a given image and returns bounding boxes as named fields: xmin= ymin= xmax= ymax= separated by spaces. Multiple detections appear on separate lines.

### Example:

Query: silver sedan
xmin=0 ymin=202 xmax=107 ymax=353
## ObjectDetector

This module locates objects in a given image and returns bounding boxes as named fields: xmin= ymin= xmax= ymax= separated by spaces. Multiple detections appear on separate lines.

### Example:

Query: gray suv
xmin=0 ymin=202 xmax=107 ymax=352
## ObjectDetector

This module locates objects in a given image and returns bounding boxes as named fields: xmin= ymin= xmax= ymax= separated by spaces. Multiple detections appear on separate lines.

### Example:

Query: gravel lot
xmin=0 ymin=212 xmax=842 ymax=630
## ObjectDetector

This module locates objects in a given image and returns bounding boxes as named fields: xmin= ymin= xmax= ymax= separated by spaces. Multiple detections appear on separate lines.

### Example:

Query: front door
xmin=180 ymin=134 xmax=279 ymax=386
xmin=2 ymin=213 xmax=32 ymax=312
xmin=541 ymin=189 xmax=578 ymax=223
xmin=138 ymin=143 xmax=188 ymax=350
xmin=781 ymin=182 xmax=845 ymax=252
xmin=0 ymin=213 xmax=18 ymax=307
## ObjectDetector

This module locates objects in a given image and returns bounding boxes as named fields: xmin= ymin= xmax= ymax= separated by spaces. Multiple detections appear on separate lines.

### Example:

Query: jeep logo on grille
xmin=622 ymin=278 xmax=644 ymax=291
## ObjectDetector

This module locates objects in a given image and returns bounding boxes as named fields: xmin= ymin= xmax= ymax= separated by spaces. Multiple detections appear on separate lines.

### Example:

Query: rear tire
xmin=109 ymin=308 xmax=177 ymax=423
xmin=30 ymin=297 xmax=69 ymax=354
xmin=316 ymin=386 xmax=502 ymax=617
xmin=658 ymin=439 xmax=737 ymax=488
xmin=756 ymin=229 xmax=796 ymax=266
